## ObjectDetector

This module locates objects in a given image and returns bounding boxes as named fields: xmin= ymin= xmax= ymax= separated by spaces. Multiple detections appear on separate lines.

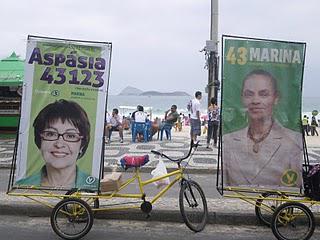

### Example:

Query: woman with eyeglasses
xmin=16 ymin=99 xmax=98 ymax=189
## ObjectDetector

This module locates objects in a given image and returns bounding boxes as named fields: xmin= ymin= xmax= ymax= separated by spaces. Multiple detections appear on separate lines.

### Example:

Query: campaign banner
xmin=15 ymin=36 xmax=112 ymax=190
xmin=221 ymin=36 xmax=306 ymax=189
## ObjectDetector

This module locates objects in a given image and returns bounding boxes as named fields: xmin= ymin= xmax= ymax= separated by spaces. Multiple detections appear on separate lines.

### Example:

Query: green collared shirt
xmin=16 ymin=166 xmax=99 ymax=190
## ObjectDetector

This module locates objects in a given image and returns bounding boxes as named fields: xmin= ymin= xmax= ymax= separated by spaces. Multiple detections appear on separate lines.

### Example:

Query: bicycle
xmin=50 ymin=140 xmax=208 ymax=240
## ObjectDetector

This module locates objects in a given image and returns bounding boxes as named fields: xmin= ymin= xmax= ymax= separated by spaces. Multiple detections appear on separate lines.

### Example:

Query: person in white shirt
xmin=131 ymin=105 xmax=147 ymax=123
xmin=131 ymin=105 xmax=148 ymax=141
xmin=105 ymin=108 xmax=123 ymax=143
xmin=190 ymin=91 xmax=202 ymax=141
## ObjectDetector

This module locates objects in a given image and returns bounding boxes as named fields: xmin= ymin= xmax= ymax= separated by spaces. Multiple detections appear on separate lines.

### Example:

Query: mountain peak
xmin=118 ymin=86 xmax=143 ymax=96
xmin=118 ymin=86 xmax=191 ymax=96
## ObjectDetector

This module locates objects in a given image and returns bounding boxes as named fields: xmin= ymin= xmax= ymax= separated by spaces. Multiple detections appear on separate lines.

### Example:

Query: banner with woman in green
xmin=221 ymin=36 xmax=306 ymax=189
xmin=15 ymin=36 xmax=112 ymax=190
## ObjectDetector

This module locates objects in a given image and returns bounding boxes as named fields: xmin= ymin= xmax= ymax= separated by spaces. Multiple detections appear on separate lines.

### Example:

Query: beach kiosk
xmin=0 ymin=52 xmax=24 ymax=134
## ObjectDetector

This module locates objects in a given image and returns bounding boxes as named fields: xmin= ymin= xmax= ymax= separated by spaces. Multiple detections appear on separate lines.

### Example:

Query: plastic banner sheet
xmin=221 ymin=36 xmax=306 ymax=189
xmin=15 ymin=36 xmax=112 ymax=190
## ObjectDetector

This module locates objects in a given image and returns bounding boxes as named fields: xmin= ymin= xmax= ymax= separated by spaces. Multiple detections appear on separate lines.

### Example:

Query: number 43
xmin=226 ymin=47 xmax=247 ymax=65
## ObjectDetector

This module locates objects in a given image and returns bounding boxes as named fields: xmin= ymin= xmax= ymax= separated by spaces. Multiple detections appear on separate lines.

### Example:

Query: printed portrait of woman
xmin=223 ymin=69 xmax=303 ymax=188
xmin=16 ymin=99 xmax=98 ymax=189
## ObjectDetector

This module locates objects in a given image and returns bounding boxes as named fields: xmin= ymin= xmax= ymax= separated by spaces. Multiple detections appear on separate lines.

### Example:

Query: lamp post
xmin=205 ymin=0 xmax=219 ymax=105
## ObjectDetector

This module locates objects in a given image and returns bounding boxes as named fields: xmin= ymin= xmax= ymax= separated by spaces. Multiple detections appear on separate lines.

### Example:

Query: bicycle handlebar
xmin=151 ymin=150 xmax=161 ymax=156
xmin=150 ymin=140 xmax=200 ymax=163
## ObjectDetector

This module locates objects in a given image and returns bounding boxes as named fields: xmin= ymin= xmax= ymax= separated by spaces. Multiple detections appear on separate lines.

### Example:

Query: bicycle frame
xmin=7 ymin=166 xmax=185 ymax=212
xmin=87 ymin=167 xmax=185 ymax=212
xmin=7 ymin=140 xmax=199 ymax=214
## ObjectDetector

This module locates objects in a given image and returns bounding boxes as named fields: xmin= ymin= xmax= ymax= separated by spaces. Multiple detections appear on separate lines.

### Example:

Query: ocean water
xmin=106 ymin=95 xmax=320 ymax=119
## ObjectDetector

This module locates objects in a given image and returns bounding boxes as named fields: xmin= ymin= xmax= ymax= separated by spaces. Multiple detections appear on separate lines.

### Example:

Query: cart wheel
xmin=51 ymin=198 xmax=94 ymax=240
xmin=65 ymin=189 xmax=99 ymax=209
xmin=179 ymin=180 xmax=208 ymax=232
xmin=255 ymin=192 xmax=287 ymax=227
xmin=271 ymin=202 xmax=315 ymax=240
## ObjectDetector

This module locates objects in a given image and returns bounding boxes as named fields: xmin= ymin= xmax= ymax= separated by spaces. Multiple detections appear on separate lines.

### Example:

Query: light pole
xmin=204 ymin=0 xmax=219 ymax=105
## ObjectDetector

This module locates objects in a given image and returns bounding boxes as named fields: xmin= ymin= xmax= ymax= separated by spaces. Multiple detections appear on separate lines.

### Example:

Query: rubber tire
xmin=271 ymin=202 xmax=315 ymax=240
xmin=65 ymin=189 xmax=99 ymax=209
xmin=179 ymin=180 xmax=208 ymax=232
xmin=51 ymin=198 xmax=94 ymax=240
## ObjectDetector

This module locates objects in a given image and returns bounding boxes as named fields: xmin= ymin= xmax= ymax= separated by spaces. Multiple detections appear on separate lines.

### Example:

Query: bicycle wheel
xmin=51 ymin=198 xmax=94 ymax=240
xmin=255 ymin=192 xmax=286 ymax=227
xmin=65 ymin=189 xmax=99 ymax=209
xmin=179 ymin=180 xmax=208 ymax=232
xmin=271 ymin=202 xmax=315 ymax=240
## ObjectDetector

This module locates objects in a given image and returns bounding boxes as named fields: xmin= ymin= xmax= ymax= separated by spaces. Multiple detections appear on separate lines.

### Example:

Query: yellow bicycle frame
xmin=7 ymin=166 xmax=185 ymax=212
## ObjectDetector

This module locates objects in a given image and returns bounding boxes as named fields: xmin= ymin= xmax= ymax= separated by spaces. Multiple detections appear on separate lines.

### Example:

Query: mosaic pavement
xmin=0 ymin=131 xmax=217 ymax=170
xmin=1 ymin=131 xmax=320 ymax=170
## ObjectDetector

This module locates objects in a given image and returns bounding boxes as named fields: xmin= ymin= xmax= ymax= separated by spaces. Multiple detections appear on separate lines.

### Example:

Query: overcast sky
xmin=1 ymin=0 xmax=319 ymax=96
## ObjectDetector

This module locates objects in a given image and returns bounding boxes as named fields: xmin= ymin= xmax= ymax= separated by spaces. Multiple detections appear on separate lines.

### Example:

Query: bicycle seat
xmin=120 ymin=155 xmax=149 ymax=169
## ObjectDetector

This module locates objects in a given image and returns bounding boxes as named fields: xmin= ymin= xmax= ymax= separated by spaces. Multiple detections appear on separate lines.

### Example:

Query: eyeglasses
xmin=40 ymin=131 xmax=83 ymax=142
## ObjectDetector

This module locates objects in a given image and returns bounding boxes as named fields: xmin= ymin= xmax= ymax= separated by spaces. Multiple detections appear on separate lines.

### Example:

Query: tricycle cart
xmin=217 ymin=35 xmax=318 ymax=240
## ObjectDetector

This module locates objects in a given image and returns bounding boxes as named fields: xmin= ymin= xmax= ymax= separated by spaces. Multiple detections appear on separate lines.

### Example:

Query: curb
xmin=0 ymin=202 xmax=260 ymax=226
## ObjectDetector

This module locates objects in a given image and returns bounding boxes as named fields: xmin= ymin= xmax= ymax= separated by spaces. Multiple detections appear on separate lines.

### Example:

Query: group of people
xmin=302 ymin=115 xmax=319 ymax=136
xmin=105 ymin=104 xmax=180 ymax=143
xmin=187 ymin=91 xmax=220 ymax=149
xmin=104 ymin=90 xmax=221 ymax=146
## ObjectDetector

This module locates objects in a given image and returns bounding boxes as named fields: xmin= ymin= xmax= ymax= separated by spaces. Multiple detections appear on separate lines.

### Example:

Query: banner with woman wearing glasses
xmin=15 ymin=36 xmax=112 ymax=190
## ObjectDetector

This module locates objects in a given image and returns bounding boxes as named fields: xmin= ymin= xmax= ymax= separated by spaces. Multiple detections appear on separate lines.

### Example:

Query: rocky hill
xmin=118 ymin=86 xmax=190 ymax=96
xmin=118 ymin=86 xmax=143 ymax=96
xmin=140 ymin=91 xmax=190 ymax=96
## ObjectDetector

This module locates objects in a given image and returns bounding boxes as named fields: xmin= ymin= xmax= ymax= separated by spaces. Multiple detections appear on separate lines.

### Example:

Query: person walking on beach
xmin=302 ymin=115 xmax=309 ymax=136
xmin=207 ymin=98 xmax=220 ymax=148
xmin=190 ymin=91 xmax=202 ymax=142
xmin=311 ymin=116 xmax=319 ymax=136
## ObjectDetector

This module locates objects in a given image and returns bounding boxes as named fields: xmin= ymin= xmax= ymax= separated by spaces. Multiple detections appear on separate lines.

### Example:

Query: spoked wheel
xmin=255 ymin=192 xmax=286 ymax=227
xmin=271 ymin=202 xmax=315 ymax=240
xmin=65 ymin=189 xmax=99 ymax=209
xmin=179 ymin=180 xmax=208 ymax=232
xmin=51 ymin=198 xmax=94 ymax=240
